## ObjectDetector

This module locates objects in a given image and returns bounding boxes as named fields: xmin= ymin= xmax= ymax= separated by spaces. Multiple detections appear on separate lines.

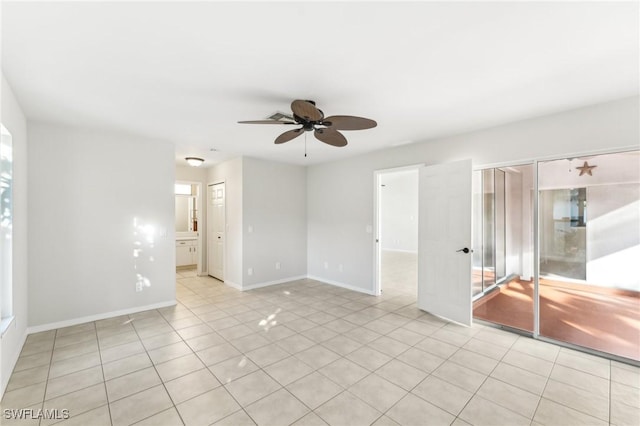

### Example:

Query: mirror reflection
xmin=175 ymin=183 xmax=198 ymax=233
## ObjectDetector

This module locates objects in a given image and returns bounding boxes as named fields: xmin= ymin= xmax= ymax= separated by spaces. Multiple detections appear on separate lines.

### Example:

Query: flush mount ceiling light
xmin=185 ymin=157 xmax=204 ymax=167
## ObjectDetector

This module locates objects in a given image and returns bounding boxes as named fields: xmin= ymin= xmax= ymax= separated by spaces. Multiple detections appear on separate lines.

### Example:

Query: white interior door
xmin=208 ymin=183 xmax=225 ymax=280
xmin=418 ymin=159 xmax=473 ymax=326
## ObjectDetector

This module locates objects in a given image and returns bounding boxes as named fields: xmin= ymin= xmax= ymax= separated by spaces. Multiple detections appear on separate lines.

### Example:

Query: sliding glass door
xmin=472 ymin=165 xmax=534 ymax=332
xmin=472 ymin=153 xmax=638 ymax=361
xmin=472 ymin=168 xmax=507 ymax=297
xmin=538 ymin=151 xmax=640 ymax=361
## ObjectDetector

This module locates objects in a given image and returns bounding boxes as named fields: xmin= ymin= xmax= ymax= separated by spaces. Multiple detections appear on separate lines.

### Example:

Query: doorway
xmin=375 ymin=167 xmax=419 ymax=297
xmin=375 ymin=160 xmax=473 ymax=326
xmin=175 ymin=181 xmax=202 ymax=276
xmin=207 ymin=182 xmax=225 ymax=281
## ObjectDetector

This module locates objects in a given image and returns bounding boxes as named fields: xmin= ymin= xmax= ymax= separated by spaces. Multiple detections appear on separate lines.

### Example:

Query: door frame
xmin=207 ymin=180 xmax=226 ymax=281
xmin=175 ymin=180 xmax=203 ymax=276
xmin=373 ymin=164 xmax=424 ymax=296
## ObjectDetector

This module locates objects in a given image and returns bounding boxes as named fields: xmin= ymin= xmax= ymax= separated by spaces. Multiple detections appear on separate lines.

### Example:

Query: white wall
xmin=28 ymin=122 xmax=176 ymax=328
xmin=176 ymin=165 xmax=208 ymax=184
xmin=207 ymin=157 xmax=243 ymax=287
xmin=587 ymin=184 xmax=639 ymax=290
xmin=503 ymin=164 xmax=534 ymax=281
xmin=308 ymin=96 xmax=639 ymax=294
xmin=520 ymin=167 xmax=535 ymax=280
xmin=0 ymin=75 xmax=29 ymax=397
xmin=380 ymin=170 xmax=418 ymax=252
xmin=505 ymin=170 xmax=523 ymax=277
xmin=242 ymin=157 xmax=307 ymax=288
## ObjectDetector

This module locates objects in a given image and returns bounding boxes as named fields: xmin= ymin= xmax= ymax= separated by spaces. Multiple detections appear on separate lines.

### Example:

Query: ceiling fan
xmin=238 ymin=100 xmax=377 ymax=147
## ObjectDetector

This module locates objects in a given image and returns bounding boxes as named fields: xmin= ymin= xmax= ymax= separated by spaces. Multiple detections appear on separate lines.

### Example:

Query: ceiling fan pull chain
xmin=304 ymin=132 xmax=307 ymax=158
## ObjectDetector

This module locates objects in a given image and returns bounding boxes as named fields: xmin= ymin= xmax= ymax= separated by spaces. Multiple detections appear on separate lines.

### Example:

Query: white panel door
xmin=208 ymin=183 xmax=225 ymax=281
xmin=418 ymin=159 xmax=473 ymax=326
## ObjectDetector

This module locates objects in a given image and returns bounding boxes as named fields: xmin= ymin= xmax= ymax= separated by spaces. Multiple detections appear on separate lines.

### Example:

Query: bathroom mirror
xmin=175 ymin=183 xmax=199 ymax=236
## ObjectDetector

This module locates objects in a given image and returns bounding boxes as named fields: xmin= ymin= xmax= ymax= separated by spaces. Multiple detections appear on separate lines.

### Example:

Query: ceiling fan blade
xmin=238 ymin=120 xmax=296 ymax=125
xmin=291 ymin=100 xmax=323 ymax=121
xmin=275 ymin=128 xmax=305 ymax=144
xmin=314 ymin=128 xmax=347 ymax=147
xmin=322 ymin=115 xmax=377 ymax=130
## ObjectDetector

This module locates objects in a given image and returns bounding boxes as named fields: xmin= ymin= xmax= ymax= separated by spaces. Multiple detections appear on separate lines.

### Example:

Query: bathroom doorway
xmin=175 ymin=181 xmax=202 ymax=276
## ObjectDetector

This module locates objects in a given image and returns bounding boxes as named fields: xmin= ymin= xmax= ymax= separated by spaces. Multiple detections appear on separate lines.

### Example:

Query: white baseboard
xmin=306 ymin=275 xmax=377 ymax=296
xmin=242 ymin=275 xmax=308 ymax=291
xmin=26 ymin=300 xmax=177 ymax=334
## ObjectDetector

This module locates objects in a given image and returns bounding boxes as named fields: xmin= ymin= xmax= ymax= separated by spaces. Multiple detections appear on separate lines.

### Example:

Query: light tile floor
xmin=1 ymin=270 xmax=639 ymax=426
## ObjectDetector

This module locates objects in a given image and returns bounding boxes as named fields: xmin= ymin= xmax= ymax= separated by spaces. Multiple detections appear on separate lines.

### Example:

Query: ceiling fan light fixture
xmin=185 ymin=157 xmax=204 ymax=167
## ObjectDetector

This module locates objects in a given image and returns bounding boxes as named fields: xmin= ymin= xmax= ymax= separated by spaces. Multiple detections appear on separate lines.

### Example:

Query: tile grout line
xmin=90 ymin=321 xmax=114 ymax=426
xmin=529 ymin=340 xmax=561 ymax=425
xmin=447 ymin=333 xmax=519 ymax=425
xmin=173 ymin=275 xmax=263 ymax=425
xmin=129 ymin=308 xmax=189 ymax=426
xmin=39 ymin=330 xmax=57 ymax=426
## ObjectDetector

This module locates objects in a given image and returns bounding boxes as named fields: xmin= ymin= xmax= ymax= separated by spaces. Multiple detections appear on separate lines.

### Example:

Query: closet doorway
xmin=207 ymin=182 xmax=225 ymax=281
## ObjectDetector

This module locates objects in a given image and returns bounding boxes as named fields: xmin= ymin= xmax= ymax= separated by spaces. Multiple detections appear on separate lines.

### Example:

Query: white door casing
xmin=418 ymin=159 xmax=473 ymax=326
xmin=208 ymin=183 xmax=225 ymax=281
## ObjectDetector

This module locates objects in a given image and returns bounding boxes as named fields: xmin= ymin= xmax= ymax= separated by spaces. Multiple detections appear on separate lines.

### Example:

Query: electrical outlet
xmin=248 ymin=268 xmax=253 ymax=276
xmin=275 ymin=262 xmax=281 ymax=270
xmin=136 ymin=282 xmax=143 ymax=292
xmin=324 ymin=261 xmax=329 ymax=269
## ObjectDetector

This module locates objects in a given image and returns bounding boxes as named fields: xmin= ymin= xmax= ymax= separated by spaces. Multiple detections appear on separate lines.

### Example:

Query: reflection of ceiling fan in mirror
xmin=238 ymin=100 xmax=377 ymax=147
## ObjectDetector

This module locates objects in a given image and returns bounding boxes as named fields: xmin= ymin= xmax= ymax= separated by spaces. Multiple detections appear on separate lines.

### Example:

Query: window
xmin=1 ymin=124 xmax=13 ymax=332
xmin=174 ymin=183 xmax=192 ymax=195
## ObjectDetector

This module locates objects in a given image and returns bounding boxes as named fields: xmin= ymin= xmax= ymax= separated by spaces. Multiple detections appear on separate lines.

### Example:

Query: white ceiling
xmin=2 ymin=1 xmax=638 ymax=167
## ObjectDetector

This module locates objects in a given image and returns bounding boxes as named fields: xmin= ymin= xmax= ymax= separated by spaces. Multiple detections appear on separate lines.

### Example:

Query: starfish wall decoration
xmin=576 ymin=161 xmax=597 ymax=176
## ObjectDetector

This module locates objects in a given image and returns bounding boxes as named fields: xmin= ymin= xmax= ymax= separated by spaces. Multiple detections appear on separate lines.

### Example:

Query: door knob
xmin=456 ymin=247 xmax=472 ymax=254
